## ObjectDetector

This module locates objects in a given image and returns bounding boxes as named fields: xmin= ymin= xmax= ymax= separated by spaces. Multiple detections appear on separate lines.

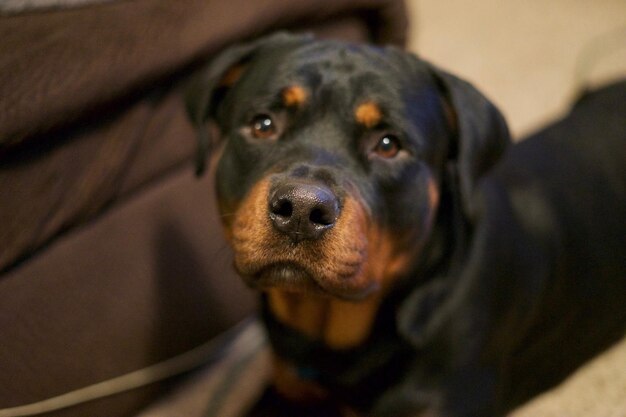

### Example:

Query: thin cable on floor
xmin=0 ymin=318 xmax=264 ymax=417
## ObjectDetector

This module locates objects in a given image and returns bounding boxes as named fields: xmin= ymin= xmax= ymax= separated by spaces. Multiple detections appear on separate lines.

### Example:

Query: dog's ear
xmin=185 ymin=32 xmax=312 ymax=175
xmin=395 ymin=65 xmax=511 ymax=349
xmin=429 ymin=65 xmax=511 ymax=218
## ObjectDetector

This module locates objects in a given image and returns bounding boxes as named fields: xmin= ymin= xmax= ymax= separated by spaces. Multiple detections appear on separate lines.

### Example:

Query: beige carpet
xmin=408 ymin=1 xmax=626 ymax=415
xmin=511 ymin=341 xmax=626 ymax=417
xmin=408 ymin=0 xmax=626 ymax=138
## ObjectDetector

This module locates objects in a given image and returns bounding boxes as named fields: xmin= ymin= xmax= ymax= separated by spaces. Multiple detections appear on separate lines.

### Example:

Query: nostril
xmin=270 ymin=199 xmax=293 ymax=218
xmin=309 ymin=207 xmax=335 ymax=226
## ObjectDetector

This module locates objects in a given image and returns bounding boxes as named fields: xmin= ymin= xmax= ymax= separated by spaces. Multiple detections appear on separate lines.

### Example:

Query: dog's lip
xmin=239 ymin=261 xmax=378 ymax=300
xmin=245 ymin=262 xmax=326 ymax=293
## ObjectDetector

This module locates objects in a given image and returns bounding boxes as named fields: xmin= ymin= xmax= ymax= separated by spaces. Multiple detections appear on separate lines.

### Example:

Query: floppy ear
xmin=428 ymin=65 xmax=511 ymax=218
xmin=185 ymin=32 xmax=312 ymax=175
xmin=396 ymin=66 xmax=511 ymax=348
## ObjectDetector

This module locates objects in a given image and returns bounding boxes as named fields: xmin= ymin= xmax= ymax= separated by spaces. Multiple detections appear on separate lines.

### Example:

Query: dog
xmin=185 ymin=32 xmax=626 ymax=417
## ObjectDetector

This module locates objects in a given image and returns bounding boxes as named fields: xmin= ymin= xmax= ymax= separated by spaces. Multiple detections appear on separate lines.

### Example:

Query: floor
xmin=406 ymin=2 xmax=626 ymax=415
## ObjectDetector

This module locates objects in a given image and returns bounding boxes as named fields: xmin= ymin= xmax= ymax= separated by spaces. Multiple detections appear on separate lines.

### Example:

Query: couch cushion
xmin=0 ymin=163 xmax=255 ymax=417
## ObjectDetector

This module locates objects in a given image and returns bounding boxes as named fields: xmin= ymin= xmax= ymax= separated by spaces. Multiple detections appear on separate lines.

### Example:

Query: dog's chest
xmin=262 ymin=289 xmax=414 ymax=410
xmin=266 ymin=289 xmax=384 ymax=349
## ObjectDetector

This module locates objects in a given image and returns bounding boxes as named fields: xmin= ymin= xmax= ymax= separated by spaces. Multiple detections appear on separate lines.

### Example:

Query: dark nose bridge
xmin=288 ymin=162 xmax=338 ymax=189
xmin=291 ymin=137 xmax=354 ymax=179
xmin=271 ymin=136 xmax=344 ymax=185
xmin=289 ymin=115 xmax=353 ymax=167
xmin=304 ymin=141 xmax=348 ymax=169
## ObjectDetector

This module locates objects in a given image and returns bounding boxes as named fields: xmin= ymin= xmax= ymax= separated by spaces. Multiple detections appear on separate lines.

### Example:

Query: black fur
xmin=185 ymin=33 xmax=626 ymax=416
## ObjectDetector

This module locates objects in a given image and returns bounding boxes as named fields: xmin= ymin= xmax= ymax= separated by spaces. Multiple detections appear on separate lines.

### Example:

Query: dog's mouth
xmin=241 ymin=262 xmax=326 ymax=293
xmin=231 ymin=231 xmax=379 ymax=300
xmin=243 ymin=260 xmax=380 ymax=300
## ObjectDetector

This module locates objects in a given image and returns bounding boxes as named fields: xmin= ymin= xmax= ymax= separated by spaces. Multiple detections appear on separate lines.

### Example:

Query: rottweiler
xmin=185 ymin=32 xmax=626 ymax=417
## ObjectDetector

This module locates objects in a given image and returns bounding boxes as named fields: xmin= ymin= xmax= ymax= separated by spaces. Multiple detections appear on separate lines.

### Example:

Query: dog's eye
xmin=373 ymin=134 xmax=401 ymax=158
xmin=250 ymin=114 xmax=276 ymax=139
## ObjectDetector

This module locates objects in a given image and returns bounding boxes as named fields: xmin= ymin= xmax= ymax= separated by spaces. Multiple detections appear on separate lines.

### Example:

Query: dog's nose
xmin=268 ymin=181 xmax=340 ymax=242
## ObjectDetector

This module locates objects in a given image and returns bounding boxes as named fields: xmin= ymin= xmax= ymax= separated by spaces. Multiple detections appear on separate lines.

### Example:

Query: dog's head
xmin=186 ymin=33 xmax=509 ymax=301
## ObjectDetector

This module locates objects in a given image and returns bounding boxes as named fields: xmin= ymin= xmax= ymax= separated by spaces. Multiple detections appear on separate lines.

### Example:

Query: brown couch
xmin=0 ymin=1 xmax=408 ymax=416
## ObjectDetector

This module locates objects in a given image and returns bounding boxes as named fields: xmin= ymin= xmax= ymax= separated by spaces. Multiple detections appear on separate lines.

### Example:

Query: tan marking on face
xmin=282 ymin=85 xmax=308 ymax=108
xmin=355 ymin=101 xmax=382 ymax=128
xmin=428 ymin=176 xmax=441 ymax=214
xmin=364 ymin=230 xmax=411 ymax=288
xmin=210 ymin=144 xmax=237 ymax=243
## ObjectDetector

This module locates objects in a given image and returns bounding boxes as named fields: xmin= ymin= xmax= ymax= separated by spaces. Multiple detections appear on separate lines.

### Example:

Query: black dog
xmin=186 ymin=33 xmax=626 ymax=417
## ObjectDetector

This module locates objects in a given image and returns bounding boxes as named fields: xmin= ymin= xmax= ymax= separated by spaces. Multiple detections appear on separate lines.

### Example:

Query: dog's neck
xmin=266 ymin=289 xmax=386 ymax=349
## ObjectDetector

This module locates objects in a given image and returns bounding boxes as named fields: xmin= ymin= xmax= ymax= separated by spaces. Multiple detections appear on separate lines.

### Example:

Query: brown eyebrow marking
xmin=282 ymin=85 xmax=308 ymax=107
xmin=355 ymin=101 xmax=382 ymax=128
